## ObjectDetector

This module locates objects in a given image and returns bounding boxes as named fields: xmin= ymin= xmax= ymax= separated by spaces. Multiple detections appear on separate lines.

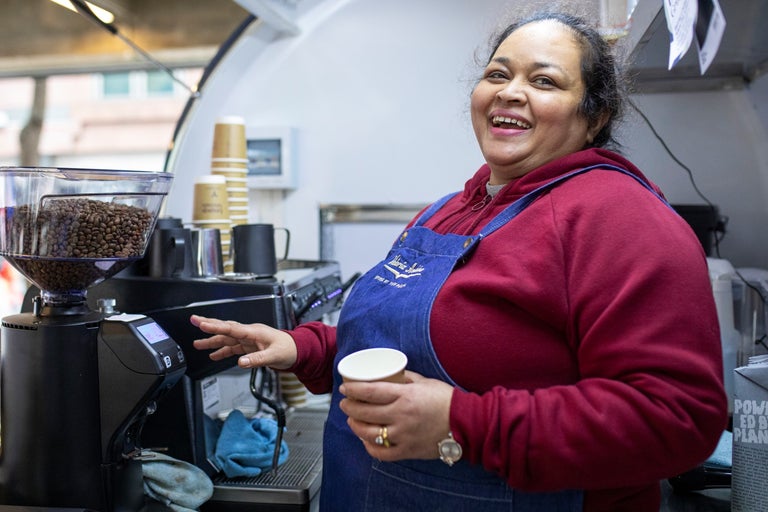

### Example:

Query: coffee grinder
xmin=0 ymin=167 xmax=186 ymax=510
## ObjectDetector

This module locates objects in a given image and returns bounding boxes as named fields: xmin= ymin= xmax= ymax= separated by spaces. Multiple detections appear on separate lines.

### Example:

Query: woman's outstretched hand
xmin=190 ymin=314 xmax=298 ymax=370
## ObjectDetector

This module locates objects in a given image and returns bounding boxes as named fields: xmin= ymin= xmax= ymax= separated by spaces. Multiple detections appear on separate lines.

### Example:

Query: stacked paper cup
xmin=191 ymin=175 xmax=231 ymax=264
xmin=279 ymin=372 xmax=309 ymax=408
xmin=210 ymin=116 xmax=251 ymax=271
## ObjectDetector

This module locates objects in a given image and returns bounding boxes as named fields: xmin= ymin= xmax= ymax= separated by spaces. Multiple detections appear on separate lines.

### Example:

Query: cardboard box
xmin=732 ymin=354 xmax=768 ymax=511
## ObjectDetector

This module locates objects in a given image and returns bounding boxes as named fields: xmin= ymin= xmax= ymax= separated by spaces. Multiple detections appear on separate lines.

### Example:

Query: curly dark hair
xmin=484 ymin=11 xmax=626 ymax=150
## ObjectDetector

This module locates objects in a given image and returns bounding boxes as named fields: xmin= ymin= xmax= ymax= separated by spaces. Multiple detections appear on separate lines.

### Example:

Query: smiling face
xmin=471 ymin=20 xmax=605 ymax=184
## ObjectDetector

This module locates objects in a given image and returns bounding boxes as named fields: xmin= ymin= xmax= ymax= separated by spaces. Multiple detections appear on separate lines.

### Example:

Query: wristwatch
xmin=438 ymin=431 xmax=462 ymax=466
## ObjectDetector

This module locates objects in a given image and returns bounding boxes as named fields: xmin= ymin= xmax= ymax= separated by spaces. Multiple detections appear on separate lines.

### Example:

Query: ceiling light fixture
xmin=48 ymin=0 xmax=115 ymax=25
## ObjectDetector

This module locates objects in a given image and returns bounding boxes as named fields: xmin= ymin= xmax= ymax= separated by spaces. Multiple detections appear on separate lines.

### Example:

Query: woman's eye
xmin=532 ymin=76 xmax=555 ymax=86
xmin=485 ymin=70 xmax=507 ymax=81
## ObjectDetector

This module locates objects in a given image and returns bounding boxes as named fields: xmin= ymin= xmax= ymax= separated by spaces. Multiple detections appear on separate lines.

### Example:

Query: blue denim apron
xmin=320 ymin=165 xmax=667 ymax=511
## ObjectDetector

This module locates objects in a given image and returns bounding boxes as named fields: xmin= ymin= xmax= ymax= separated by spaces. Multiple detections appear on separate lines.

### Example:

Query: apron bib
xmin=320 ymin=165 xmax=667 ymax=511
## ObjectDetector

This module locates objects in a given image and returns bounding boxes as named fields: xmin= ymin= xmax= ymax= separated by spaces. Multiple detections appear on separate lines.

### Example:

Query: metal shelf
xmin=623 ymin=0 xmax=768 ymax=92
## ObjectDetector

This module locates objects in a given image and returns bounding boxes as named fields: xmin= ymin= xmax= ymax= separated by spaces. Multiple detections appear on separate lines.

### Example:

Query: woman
xmin=192 ymin=11 xmax=727 ymax=511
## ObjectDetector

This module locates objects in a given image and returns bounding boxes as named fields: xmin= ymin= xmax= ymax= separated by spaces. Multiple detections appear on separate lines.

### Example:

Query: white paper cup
xmin=337 ymin=348 xmax=408 ymax=383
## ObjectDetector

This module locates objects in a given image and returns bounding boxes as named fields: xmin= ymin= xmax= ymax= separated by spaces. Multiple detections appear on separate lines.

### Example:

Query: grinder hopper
xmin=0 ymin=167 xmax=173 ymax=310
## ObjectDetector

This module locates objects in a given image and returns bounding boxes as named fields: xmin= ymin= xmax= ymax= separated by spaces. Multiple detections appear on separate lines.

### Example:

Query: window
xmin=102 ymin=72 xmax=131 ymax=97
xmin=101 ymin=70 xmax=177 ymax=98
xmin=147 ymin=70 xmax=174 ymax=95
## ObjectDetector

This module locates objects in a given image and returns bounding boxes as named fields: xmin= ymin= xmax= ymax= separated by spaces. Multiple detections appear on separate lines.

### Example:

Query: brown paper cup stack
xmin=210 ymin=164 xmax=248 ymax=177
xmin=191 ymin=175 xmax=231 ymax=272
xmin=279 ymin=373 xmax=310 ymax=408
xmin=211 ymin=116 xmax=251 ymax=272
xmin=224 ymin=176 xmax=249 ymax=227
xmin=212 ymin=116 xmax=247 ymax=161
xmin=211 ymin=169 xmax=249 ymax=227
xmin=193 ymin=175 xmax=229 ymax=221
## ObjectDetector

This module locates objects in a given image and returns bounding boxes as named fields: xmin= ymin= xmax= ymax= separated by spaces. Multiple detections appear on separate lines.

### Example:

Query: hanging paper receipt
xmin=664 ymin=0 xmax=726 ymax=74
xmin=663 ymin=0 xmax=698 ymax=70
xmin=694 ymin=0 xmax=726 ymax=74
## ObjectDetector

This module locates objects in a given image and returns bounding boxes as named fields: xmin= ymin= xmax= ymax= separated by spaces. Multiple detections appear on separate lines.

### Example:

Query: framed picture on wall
xmin=245 ymin=126 xmax=296 ymax=189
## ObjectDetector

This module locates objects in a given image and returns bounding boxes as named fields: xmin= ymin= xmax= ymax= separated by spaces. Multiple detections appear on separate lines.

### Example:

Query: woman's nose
xmin=496 ymin=80 xmax=525 ymax=103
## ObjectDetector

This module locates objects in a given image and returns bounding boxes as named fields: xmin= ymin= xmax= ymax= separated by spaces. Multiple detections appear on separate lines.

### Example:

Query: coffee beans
xmin=1 ymin=198 xmax=154 ymax=293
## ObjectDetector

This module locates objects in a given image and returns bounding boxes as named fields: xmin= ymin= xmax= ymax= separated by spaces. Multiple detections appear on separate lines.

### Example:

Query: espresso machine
xmin=0 ymin=167 xmax=186 ymax=511
xmin=82 ymin=257 xmax=346 ymax=512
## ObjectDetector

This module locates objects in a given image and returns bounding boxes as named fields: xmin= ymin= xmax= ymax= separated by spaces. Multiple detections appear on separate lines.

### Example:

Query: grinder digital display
xmin=137 ymin=320 xmax=171 ymax=345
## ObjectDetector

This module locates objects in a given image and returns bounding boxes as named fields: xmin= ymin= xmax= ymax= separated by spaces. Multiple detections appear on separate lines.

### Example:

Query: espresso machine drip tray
xmin=206 ymin=408 xmax=325 ymax=511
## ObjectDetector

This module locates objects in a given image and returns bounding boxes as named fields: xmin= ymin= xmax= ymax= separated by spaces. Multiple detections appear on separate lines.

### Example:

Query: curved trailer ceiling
xmin=0 ymin=0 xmax=250 ymax=77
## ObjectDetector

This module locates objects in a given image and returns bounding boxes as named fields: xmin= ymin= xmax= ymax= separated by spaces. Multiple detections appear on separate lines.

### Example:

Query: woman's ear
xmin=586 ymin=111 xmax=610 ymax=144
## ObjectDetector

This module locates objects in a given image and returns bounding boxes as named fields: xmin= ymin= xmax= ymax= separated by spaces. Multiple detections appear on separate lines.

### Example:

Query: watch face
xmin=439 ymin=436 xmax=462 ymax=465
xmin=441 ymin=441 xmax=461 ymax=458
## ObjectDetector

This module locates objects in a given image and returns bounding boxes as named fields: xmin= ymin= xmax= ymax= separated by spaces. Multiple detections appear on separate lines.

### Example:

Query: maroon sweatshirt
xmin=290 ymin=148 xmax=728 ymax=511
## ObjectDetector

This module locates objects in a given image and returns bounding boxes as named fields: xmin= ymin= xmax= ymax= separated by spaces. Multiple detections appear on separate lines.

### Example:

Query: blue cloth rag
xmin=142 ymin=450 xmax=213 ymax=511
xmin=705 ymin=430 xmax=732 ymax=468
xmin=214 ymin=409 xmax=289 ymax=478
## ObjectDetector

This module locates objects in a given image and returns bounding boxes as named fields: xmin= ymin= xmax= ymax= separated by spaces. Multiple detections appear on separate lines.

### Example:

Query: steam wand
xmin=249 ymin=367 xmax=286 ymax=478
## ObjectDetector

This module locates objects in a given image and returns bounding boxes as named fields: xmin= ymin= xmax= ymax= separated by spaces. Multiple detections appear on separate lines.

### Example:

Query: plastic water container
xmin=708 ymin=258 xmax=741 ymax=412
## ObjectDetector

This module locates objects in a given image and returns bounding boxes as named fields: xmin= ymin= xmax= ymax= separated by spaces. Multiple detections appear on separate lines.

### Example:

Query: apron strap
xmin=479 ymin=164 xmax=671 ymax=237
xmin=412 ymin=165 xmax=671 ymax=241
xmin=413 ymin=191 xmax=459 ymax=227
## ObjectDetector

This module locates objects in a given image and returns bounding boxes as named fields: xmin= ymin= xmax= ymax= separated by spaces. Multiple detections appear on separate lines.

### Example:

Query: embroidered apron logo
xmin=375 ymin=255 xmax=424 ymax=288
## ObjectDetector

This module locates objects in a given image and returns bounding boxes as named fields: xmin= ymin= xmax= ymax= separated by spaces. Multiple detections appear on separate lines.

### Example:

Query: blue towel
xmin=705 ymin=430 xmax=732 ymax=468
xmin=214 ymin=409 xmax=289 ymax=478
xmin=142 ymin=450 xmax=213 ymax=511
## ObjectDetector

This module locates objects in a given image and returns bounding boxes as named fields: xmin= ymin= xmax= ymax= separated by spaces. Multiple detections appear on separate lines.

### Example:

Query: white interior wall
xmin=165 ymin=0 xmax=508 ymax=259
xmin=624 ymin=85 xmax=768 ymax=268
xmin=165 ymin=0 xmax=768 ymax=269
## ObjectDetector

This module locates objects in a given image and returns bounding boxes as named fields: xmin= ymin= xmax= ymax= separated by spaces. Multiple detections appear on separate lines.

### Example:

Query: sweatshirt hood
xmin=461 ymin=148 xmax=665 ymax=202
